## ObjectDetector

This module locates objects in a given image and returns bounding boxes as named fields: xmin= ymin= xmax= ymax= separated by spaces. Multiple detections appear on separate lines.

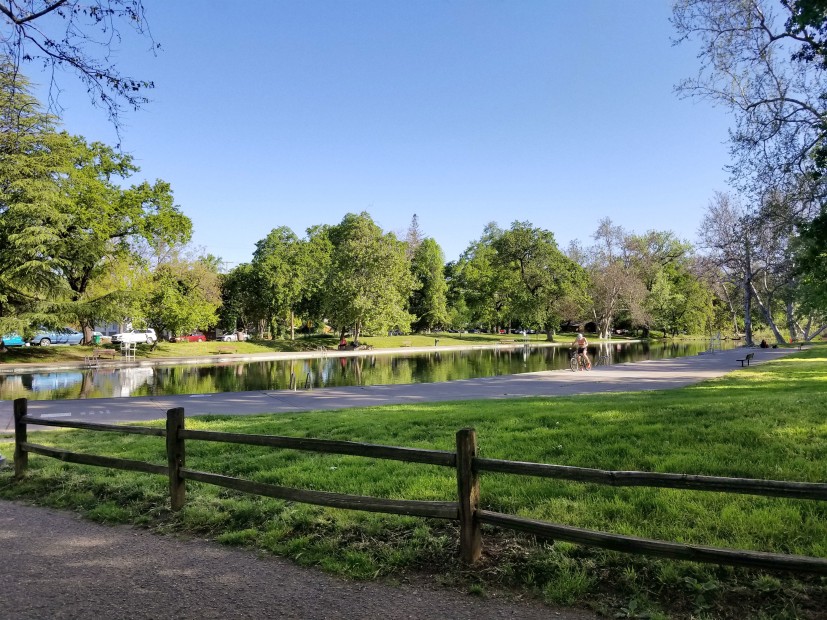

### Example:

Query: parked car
xmin=174 ymin=331 xmax=206 ymax=343
xmin=111 ymin=328 xmax=157 ymax=345
xmin=221 ymin=330 xmax=249 ymax=342
xmin=1 ymin=333 xmax=26 ymax=347
xmin=29 ymin=327 xmax=83 ymax=346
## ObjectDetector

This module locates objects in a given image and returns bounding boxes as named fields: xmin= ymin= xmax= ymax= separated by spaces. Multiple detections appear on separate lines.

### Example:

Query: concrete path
xmin=1 ymin=347 xmax=792 ymax=432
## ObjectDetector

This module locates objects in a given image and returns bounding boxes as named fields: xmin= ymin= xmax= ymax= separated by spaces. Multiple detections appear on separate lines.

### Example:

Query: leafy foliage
xmin=0 ymin=64 xmax=192 ymax=342
xmin=493 ymin=221 xmax=588 ymax=337
xmin=409 ymin=238 xmax=448 ymax=332
xmin=323 ymin=212 xmax=415 ymax=340
xmin=143 ymin=255 xmax=221 ymax=337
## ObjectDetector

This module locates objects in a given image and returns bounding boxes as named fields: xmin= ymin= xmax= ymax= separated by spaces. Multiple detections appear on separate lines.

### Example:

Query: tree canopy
xmin=409 ymin=237 xmax=449 ymax=332
xmin=1 ymin=63 xmax=192 ymax=342
xmin=323 ymin=212 xmax=415 ymax=341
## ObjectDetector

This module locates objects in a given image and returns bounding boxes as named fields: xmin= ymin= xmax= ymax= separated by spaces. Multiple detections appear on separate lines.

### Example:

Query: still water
xmin=0 ymin=341 xmax=734 ymax=401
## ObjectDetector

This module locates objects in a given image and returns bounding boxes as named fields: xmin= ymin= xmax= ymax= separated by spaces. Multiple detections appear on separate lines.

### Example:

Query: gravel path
xmin=0 ymin=501 xmax=593 ymax=619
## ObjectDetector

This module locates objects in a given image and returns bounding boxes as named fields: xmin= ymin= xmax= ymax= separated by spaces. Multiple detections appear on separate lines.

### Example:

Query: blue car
xmin=29 ymin=327 xmax=84 ymax=346
xmin=1 ymin=333 xmax=26 ymax=347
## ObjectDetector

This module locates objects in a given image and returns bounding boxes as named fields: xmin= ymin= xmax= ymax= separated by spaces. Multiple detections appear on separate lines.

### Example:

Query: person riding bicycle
xmin=571 ymin=332 xmax=591 ymax=370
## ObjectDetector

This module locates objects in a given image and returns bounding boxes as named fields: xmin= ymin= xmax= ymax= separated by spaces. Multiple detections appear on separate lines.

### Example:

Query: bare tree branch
xmin=1 ymin=1 xmax=157 ymax=134
xmin=0 ymin=2 xmax=68 ymax=26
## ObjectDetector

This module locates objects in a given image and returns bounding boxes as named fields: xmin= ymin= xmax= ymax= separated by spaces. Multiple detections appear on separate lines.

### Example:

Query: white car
xmin=111 ymin=328 xmax=157 ymax=345
xmin=221 ymin=331 xmax=249 ymax=342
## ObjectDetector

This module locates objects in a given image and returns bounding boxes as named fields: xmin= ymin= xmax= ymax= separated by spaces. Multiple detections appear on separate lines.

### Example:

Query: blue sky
xmin=32 ymin=1 xmax=733 ymax=268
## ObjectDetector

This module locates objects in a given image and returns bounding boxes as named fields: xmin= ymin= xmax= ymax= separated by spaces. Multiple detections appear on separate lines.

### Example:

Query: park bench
xmin=736 ymin=352 xmax=754 ymax=367
xmin=217 ymin=347 xmax=234 ymax=355
xmin=401 ymin=340 xmax=411 ymax=347
xmin=84 ymin=348 xmax=117 ymax=367
xmin=94 ymin=348 xmax=117 ymax=360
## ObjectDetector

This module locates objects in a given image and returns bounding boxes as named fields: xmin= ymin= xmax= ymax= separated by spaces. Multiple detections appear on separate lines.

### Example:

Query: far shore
xmin=0 ymin=332 xmax=766 ymax=375
xmin=0 ymin=338 xmax=656 ymax=374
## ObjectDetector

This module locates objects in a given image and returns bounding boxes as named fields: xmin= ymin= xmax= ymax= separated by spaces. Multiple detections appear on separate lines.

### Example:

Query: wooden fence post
xmin=166 ymin=407 xmax=186 ymax=511
xmin=456 ymin=427 xmax=482 ymax=564
xmin=13 ymin=398 xmax=28 ymax=479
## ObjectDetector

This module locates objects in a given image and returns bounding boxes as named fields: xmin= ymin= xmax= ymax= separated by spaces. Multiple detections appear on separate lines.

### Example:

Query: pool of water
xmin=0 ymin=341 xmax=735 ymax=401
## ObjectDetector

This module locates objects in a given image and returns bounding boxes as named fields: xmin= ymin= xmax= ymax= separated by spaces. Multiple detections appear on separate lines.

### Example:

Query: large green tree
xmin=219 ymin=263 xmax=264 ymax=335
xmin=793 ymin=209 xmax=827 ymax=339
xmin=0 ymin=64 xmax=192 ymax=343
xmin=409 ymin=238 xmax=449 ymax=332
xmin=53 ymin=138 xmax=192 ymax=341
xmin=253 ymin=227 xmax=304 ymax=339
xmin=143 ymin=255 xmax=221 ymax=338
xmin=323 ymin=212 xmax=415 ymax=341
xmin=493 ymin=221 xmax=588 ymax=340
xmin=251 ymin=225 xmax=331 ymax=340
xmin=0 ymin=63 xmax=72 ymax=338
xmin=450 ymin=223 xmax=517 ymax=332
xmin=646 ymin=267 xmax=714 ymax=337
xmin=624 ymin=230 xmax=707 ymax=336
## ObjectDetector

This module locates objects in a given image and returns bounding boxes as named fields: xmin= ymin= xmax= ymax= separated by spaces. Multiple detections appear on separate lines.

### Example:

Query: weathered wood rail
xmin=11 ymin=397 xmax=827 ymax=575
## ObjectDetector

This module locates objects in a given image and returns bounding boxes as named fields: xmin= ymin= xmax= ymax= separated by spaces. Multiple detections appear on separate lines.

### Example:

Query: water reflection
xmin=0 ymin=341 xmax=734 ymax=401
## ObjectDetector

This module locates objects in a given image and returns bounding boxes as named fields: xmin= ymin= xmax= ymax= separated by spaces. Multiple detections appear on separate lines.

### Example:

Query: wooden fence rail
xmin=22 ymin=442 xmax=169 ymax=476
xmin=180 ymin=468 xmax=458 ymax=519
xmin=477 ymin=511 xmax=827 ymax=574
xmin=180 ymin=429 xmax=456 ymax=467
xmin=474 ymin=457 xmax=827 ymax=501
xmin=11 ymin=397 xmax=827 ymax=575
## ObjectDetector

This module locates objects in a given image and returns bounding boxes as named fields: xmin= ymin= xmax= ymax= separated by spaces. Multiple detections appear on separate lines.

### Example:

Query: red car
xmin=174 ymin=332 xmax=206 ymax=343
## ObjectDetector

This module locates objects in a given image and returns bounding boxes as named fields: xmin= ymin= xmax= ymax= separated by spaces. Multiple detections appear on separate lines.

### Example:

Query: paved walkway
xmin=1 ymin=346 xmax=792 ymax=431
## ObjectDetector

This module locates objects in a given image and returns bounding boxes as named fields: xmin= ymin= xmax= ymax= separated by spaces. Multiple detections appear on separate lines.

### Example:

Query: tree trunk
xmin=598 ymin=316 xmax=611 ymax=340
xmin=743 ymin=243 xmax=753 ymax=347
xmin=267 ymin=314 xmax=276 ymax=340
xmin=749 ymin=283 xmax=786 ymax=344
xmin=785 ymin=299 xmax=797 ymax=342
xmin=80 ymin=322 xmax=94 ymax=346
xmin=719 ymin=284 xmax=740 ymax=336
xmin=290 ymin=309 xmax=295 ymax=341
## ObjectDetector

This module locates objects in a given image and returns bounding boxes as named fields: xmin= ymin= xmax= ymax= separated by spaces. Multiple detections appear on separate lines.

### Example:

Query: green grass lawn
xmin=2 ymin=347 xmax=826 ymax=618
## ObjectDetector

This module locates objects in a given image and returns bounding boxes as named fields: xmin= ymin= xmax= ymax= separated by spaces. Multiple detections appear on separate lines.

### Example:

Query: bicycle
xmin=569 ymin=348 xmax=591 ymax=371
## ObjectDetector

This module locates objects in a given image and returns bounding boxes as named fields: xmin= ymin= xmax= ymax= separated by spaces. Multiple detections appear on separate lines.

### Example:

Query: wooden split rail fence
xmin=11 ymin=397 xmax=827 ymax=574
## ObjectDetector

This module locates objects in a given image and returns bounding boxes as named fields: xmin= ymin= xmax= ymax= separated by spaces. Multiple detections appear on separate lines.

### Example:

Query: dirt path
xmin=0 ymin=501 xmax=593 ymax=619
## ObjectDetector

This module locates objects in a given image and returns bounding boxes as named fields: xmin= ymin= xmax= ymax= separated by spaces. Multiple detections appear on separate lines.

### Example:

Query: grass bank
xmin=2 ymin=347 xmax=825 ymax=618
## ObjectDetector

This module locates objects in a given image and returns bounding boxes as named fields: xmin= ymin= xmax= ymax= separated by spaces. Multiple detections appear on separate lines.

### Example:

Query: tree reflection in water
xmin=0 ymin=341 xmax=736 ymax=401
